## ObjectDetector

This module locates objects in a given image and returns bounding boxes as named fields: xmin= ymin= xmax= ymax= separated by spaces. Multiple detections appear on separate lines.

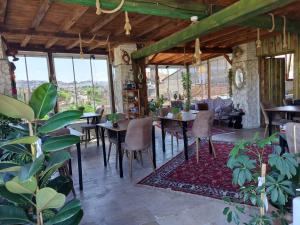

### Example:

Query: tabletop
xmin=81 ymin=113 xmax=100 ymax=119
xmin=265 ymin=106 xmax=300 ymax=113
xmin=158 ymin=113 xmax=196 ymax=122
xmin=98 ymin=120 xmax=130 ymax=132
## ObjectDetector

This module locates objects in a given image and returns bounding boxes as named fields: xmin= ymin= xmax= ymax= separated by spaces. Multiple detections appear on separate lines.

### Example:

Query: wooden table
xmin=80 ymin=112 xmax=100 ymax=123
xmin=265 ymin=106 xmax=300 ymax=136
xmin=97 ymin=120 xmax=156 ymax=178
xmin=159 ymin=114 xmax=196 ymax=160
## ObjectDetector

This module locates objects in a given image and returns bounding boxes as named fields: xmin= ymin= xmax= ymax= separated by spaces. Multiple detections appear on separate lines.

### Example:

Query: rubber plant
xmin=0 ymin=83 xmax=83 ymax=225
xmin=181 ymin=72 xmax=192 ymax=111
xmin=223 ymin=133 xmax=299 ymax=225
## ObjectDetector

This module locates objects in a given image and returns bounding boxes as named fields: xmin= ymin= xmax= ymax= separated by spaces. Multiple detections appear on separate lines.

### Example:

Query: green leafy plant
xmin=107 ymin=113 xmax=121 ymax=124
xmin=171 ymin=107 xmax=180 ymax=115
xmin=223 ymin=133 xmax=299 ymax=225
xmin=0 ymin=83 xmax=83 ymax=225
xmin=149 ymin=95 xmax=165 ymax=114
xmin=181 ymin=72 xmax=192 ymax=111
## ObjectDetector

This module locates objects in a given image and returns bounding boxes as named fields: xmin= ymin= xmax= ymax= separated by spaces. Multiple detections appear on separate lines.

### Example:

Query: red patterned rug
xmin=139 ymin=141 xmax=273 ymax=202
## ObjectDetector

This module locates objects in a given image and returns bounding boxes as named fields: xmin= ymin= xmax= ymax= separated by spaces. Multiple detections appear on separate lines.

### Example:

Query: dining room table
xmin=97 ymin=120 xmax=157 ymax=178
xmin=159 ymin=113 xmax=196 ymax=160
xmin=80 ymin=112 xmax=101 ymax=124
xmin=265 ymin=105 xmax=300 ymax=136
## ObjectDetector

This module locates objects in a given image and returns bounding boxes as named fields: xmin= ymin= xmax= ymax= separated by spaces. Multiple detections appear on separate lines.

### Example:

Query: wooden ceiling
xmin=0 ymin=0 xmax=299 ymax=65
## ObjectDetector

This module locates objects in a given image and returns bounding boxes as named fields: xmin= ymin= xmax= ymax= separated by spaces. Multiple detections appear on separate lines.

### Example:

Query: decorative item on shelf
xmin=137 ymin=66 xmax=143 ymax=84
xmin=173 ymin=93 xmax=178 ymax=100
xmin=234 ymin=67 xmax=245 ymax=90
xmin=121 ymin=49 xmax=130 ymax=64
xmin=123 ymin=80 xmax=136 ymax=90
xmin=124 ymin=11 xmax=131 ymax=35
xmin=122 ymin=89 xmax=141 ymax=118
xmin=95 ymin=0 xmax=125 ymax=15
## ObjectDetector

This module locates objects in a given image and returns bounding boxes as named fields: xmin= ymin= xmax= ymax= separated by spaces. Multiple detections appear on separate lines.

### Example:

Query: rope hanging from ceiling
xmin=191 ymin=16 xmax=201 ymax=65
xmin=256 ymin=28 xmax=261 ymax=48
xmin=268 ymin=13 xmax=275 ymax=32
xmin=282 ymin=16 xmax=287 ymax=49
xmin=96 ymin=0 xmax=125 ymax=15
xmin=78 ymin=34 xmax=97 ymax=58
xmin=124 ymin=11 xmax=132 ymax=35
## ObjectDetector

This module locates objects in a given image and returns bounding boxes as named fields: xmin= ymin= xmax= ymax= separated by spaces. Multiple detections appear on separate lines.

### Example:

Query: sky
xmin=10 ymin=55 xmax=109 ymax=83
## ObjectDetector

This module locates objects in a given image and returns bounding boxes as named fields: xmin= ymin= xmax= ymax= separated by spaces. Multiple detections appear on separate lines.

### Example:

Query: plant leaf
xmin=42 ymin=135 xmax=80 ymax=153
xmin=0 ymin=144 xmax=31 ymax=156
xmin=42 ymin=151 xmax=71 ymax=178
xmin=46 ymin=199 xmax=81 ymax=224
xmin=0 ymin=186 xmax=32 ymax=204
xmin=0 ymin=161 xmax=21 ymax=173
xmin=5 ymin=176 xmax=37 ymax=194
xmin=0 ymin=136 xmax=38 ymax=148
xmin=36 ymin=187 xmax=66 ymax=211
xmin=52 ymin=209 xmax=83 ymax=225
xmin=29 ymin=83 xmax=57 ymax=119
xmin=0 ymin=94 xmax=34 ymax=121
xmin=38 ymin=110 xmax=82 ymax=134
xmin=19 ymin=154 xmax=45 ymax=181
xmin=0 ymin=205 xmax=31 ymax=224
xmin=46 ymin=176 xmax=73 ymax=196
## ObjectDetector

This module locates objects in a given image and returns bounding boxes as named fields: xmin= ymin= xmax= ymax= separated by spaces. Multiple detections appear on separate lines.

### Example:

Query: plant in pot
xmin=0 ymin=83 xmax=83 ymax=225
xmin=181 ymin=72 xmax=192 ymax=119
xmin=223 ymin=133 xmax=299 ymax=225
xmin=107 ymin=113 xmax=121 ymax=128
xmin=149 ymin=95 xmax=165 ymax=118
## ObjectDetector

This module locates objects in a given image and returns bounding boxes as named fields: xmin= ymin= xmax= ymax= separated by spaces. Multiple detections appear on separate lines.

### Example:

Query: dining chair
xmin=190 ymin=110 xmax=216 ymax=163
xmin=122 ymin=117 xmax=154 ymax=178
xmin=81 ymin=107 xmax=104 ymax=148
xmin=260 ymin=102 xmax=288 ymax=137
xmin=285 ymin=122 xmax=300 ymax=160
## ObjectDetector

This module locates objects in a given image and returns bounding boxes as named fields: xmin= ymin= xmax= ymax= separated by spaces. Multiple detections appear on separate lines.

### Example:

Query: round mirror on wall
xmin=234 ymin=68 xmax=245 ymax=89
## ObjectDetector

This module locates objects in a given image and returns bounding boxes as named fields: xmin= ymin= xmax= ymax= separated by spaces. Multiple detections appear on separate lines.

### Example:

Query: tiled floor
xmin=69 ymin=127 xmax=263 ymax=225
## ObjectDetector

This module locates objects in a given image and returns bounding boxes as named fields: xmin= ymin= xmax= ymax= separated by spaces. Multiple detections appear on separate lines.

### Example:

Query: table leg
xmin=68 ymin=159 xmax=72 ymax=175
xmin=117 ymin=132 xmax=123 ymax=178
xmin=182 ymin=121 xmax=188 ymax=160
xmin=268 ymin=112 xmax=273 ymax=136
xmin=161 ymin=119 xmax=166 ymax=152
xmin=95 ymin=126 xmax=99 ymax=147
xmin=100 ymin=127 xmax=107 ymax=167
xmin=152 ymin=125 xmax=156 ymax=169
xmin=76 ymin=143 xmax=83 ymax=191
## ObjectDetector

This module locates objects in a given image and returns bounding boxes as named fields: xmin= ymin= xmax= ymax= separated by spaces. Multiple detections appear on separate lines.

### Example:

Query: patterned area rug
xmin=139 ymin=142 xmax=272 ymax=203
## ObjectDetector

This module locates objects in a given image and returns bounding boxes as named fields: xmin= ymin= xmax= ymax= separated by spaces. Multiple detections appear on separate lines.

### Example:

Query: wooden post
xmin=47 ymin=51 xmax=59 ymax=113
xmin=107 ymin=59 xmax=116 ymax=113
xmin=260 ymin=163 xmax=267 ymax=217
xmin=207 ymin=59 xmax=211 ymax=99
xmin=155 ymin=65 xmax=160 ymax=99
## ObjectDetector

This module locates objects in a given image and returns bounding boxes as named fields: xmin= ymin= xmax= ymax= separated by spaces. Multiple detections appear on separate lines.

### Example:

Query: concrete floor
xmin=69 ymin=127 xmax=263 ymax=225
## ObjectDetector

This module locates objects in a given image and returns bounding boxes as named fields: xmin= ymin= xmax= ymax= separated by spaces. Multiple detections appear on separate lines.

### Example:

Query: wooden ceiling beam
xmin=137 ymin=19 xmax=171 ymax=38
xmin=162 ymin=47 xmax=233 ymax=54
xmin=45 ymin=6 xmax=89 ymax=49
xmin=132 ymin=0 xmax=298 ymax=59
xmin=90 ymin=11 xmax=122 ymax=34
xmin=56 ymin=0 xmax=209 ymax=20
xmin=21 ymin=0 xmax=51 ymax=47
xmin=0 ymin=0 xmax=7 ymax=24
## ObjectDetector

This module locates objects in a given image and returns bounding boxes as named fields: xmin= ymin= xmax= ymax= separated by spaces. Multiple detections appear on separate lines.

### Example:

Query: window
xmin=10 ymin=54 xmax=49 ymax=102
xmin=54 ymin=54 xmax=110 ymax=113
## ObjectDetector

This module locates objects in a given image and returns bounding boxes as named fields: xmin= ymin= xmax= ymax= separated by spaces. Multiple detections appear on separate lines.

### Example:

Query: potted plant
xmin=107 ymin=113 xmax=121 ymax=128
xmin=0 ymin=83 xmax=83 ymax=225
xmin=223 ymin=133 xmax=299 ymax=225
xmin=77 ymin=106 xmax=85 ymax=114
xmin=149 ymin=95 xmax=165 ymax=118
xmin=181 ymin=72 xmax=192 ymax=119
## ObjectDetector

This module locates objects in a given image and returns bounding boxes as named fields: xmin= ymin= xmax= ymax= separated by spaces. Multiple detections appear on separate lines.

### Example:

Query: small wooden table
xmin=97 ymin=120 xmax=157 ymax=178
xmin=265 ymin=106 xmax=300 ymax=136
xmin=81 ymin=113 xmax=100 ymax=123
xmin=159 ymin=114 xmax=196 ymax=160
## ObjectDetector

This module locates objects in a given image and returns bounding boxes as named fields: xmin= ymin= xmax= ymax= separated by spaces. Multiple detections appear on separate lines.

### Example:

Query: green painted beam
xmin=55 ymin=0 xmax=210 ymax=20
xmin=131 ymin=0 xmax=298 ymax=59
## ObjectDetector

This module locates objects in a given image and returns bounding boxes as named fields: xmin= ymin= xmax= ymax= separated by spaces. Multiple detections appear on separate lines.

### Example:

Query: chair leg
xmin=147 ymin=148 xmax=155 ymax=170
xmin=115 ymin=144 xmax=119 ymax=170
xmin=209 ymin=137 xmax=216 ymax=158
xmin=128 ymin=151 xmax=134 ymax=179
xmin=171 ymin=135 xmax=174 ymax=153
xmin=107 ymin=142 xmax=112 ymax=162
xmin=196 ymin=138 xmax=199 ymax=163
xmin=85 ymin=131 xmax=88 ymax=149
xmin=264 ymin=125 xmax=268 ymax=137
xmin=176 ymin=136 xmax=179 ymax=148
xmin=138 ymin=151 xmax=143 ymax=166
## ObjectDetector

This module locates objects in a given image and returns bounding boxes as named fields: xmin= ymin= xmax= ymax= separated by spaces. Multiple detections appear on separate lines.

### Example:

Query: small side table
xmin=228 ymin=111 xmax=245 ymax=129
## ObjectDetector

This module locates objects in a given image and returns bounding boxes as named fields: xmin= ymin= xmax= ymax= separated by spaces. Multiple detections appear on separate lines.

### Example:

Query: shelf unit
xmin=122 ymin=89 xmax=141 ymax=119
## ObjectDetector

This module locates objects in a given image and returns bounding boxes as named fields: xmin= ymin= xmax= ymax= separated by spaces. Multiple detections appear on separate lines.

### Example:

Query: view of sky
xmin=10 ymin=55 xmax=109 ymax=83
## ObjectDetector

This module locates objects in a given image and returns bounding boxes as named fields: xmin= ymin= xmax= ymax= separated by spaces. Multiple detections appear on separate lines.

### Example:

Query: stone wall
xmin=232 ymin=42 xmax=260 ymax=128
xmin=113 ymin=44 xmax=137 ymax=112
xmin=0 ymin=36 xmax=12 ymax=96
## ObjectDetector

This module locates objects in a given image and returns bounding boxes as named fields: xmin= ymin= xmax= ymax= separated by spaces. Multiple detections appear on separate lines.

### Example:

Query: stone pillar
xmin=0 ymin=36 xmax=12 ymax=96
xmin=113 ymin=44 xmax=137 ymax=112
xmin=232 ymin=42 xmax=260 ymax=128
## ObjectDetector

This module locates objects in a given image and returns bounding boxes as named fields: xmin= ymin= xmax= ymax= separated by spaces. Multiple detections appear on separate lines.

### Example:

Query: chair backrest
xmin=260 ymin=102 xmax=271 ymax=124
xmin=285 ymin=122 xmax=300 ymax=157
xmin=294 ymin=99 xmax=300 ymax=105
xmin=92 ymin=107 xmax=104 ymax=124
xmin=125 ymin=117 xmax=153 ymax=151
xmin=192 ymin=110 xmax=214 ymax=138
xmin=283 ymin=98 xmax=293 ymax=106
xmin=197 ymin=103 xmax=209 ymax=111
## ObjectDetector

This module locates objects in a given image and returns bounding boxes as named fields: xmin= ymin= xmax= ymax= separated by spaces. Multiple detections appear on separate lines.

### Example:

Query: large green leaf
xmin=29 ymin=83 xmax=57 ymax=119
xmin=46 ymin=175 xmax=73 ymax=196
xmin=42 ymin=135 xmax=80 ymax=153
xmin=41 ymin=151 xmax=71 ymax=178
xmin=38 ymin=110 xmax=82 ymax=134
xmin=0 ymin=205 xmax=31 ymax=224
xmin=19 ymin=154 xmax=45 ymax=181
xmin=0 ymin=94 xmax=34 ymax=121
xmin=5 ymin=176 xmax=37 ymax=194
xmin=0 ymin=144 xmax=31 ymax=156
xmin=0 ymin=186 xmax=31 ymax=204
xmin=46 ymin=199 xmax=81 ymax=224
xmin=53 ymin=209 xmax=83 ymax=225
xmin=36 ymin=187 xmax=66 ymax=211
xmin=0 ymin=161 xmax=21 ymax=173
xmin=0 ymin=136 xmax=38 ymax=148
